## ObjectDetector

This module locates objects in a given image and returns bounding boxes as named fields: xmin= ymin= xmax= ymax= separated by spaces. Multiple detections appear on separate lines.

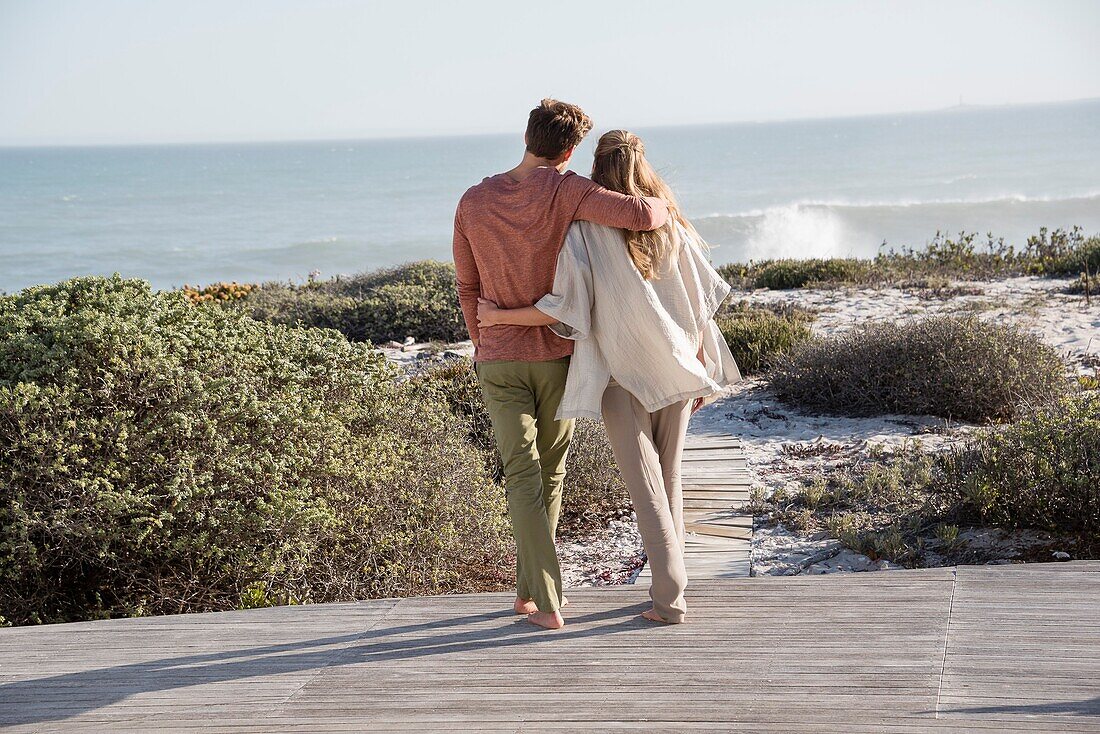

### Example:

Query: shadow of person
xmin=931 ymin=696 xmax=1100 ymax=718
xmin=0 ymin=601 xmax=653 ymax=727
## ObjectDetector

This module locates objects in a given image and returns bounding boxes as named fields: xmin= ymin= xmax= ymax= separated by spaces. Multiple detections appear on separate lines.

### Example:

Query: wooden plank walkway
xmin=637 ymin=434 xmax=752 ymax=582
xmin=4 ymin=562 xmax=1096 ymax=732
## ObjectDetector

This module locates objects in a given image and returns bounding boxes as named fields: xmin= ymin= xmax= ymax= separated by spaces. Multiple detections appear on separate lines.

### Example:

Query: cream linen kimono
xmin=536 ymin=220 xmax=742 ymax=420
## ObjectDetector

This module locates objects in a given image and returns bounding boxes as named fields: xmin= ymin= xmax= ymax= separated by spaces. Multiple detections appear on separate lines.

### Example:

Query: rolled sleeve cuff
xmin=535 ymin=294 xmax=588 ymax=340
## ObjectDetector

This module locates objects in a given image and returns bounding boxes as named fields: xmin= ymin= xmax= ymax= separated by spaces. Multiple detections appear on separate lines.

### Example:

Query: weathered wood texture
xmin=2 ymin=563 xmax=1096 ymax=733
xmin=638 ymin=434 xmax=752 ymax=582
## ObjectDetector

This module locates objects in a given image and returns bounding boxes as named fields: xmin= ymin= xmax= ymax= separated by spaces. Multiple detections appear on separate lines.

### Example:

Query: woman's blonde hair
xmin=591 ymin=130 xmax=700 ymax=279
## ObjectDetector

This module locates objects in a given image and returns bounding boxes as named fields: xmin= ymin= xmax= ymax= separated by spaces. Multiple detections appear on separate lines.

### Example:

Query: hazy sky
xmin=1 ymin=0 xmax=1098 ymax=146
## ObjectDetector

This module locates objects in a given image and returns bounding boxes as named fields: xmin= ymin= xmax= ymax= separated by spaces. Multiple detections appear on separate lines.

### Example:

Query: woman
xmin=476 ymin=130 xmax=741 ymax=624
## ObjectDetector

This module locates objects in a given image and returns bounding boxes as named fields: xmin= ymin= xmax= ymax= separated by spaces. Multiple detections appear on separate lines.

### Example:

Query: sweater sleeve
xmin=535 ymin=224 xmax=593 ymax=340
xmin=451 ymin=205 xmax=481 ymax=343
xmin=572 ymin=176 xmax=669 ymax=232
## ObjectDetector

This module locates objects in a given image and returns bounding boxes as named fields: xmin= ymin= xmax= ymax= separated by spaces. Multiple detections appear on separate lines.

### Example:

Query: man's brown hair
xmin=525 ymin=98 xmax=593 ymax=160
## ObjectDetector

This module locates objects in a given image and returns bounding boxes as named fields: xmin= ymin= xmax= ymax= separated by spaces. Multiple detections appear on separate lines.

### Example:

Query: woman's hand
xmin=691 ymin=339 xmax=707 ymax=414
xmin=477 ymin=297 xmax=501 ymax=328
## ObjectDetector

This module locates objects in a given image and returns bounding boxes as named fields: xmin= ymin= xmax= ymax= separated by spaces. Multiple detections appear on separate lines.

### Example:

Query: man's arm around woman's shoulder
xmin=569 ymin=174 xmax=669 ymax=232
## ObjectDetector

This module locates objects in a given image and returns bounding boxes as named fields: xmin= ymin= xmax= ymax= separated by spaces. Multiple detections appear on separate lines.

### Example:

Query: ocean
xmin=2 ymin=98 xmax=1098 ymax=293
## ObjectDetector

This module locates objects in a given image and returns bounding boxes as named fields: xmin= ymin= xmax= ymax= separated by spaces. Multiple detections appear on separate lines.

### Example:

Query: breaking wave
xmin=693 ymin=193 xmax=1100 ymax=262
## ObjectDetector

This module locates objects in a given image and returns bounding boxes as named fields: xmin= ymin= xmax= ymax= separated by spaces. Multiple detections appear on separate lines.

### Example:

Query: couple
xmin=453 ymin=99 xmax=741 ymax=630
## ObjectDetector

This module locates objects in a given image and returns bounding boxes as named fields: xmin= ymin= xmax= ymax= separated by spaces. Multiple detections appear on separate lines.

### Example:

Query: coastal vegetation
xmin=768 ymin=315 xmax=1068 ymax=422
xmin=245 ymin=260 xmax=464 ymax=344
xmin=714 ymin=301 xmax=815 ymax=375
xmin=719 ymin=227 xmax=1100 ymax=290
xmin=180 ymin=280 xmax=257 ymax=305
xmin=717 ymin=228 xmax=1097 ymax=571
xmin=2 ymin=227 xmax=1096 ymax=624
xmin=0 ymin=275 xmax=628 ymax=626
xmin=734 ymin=240 xmax=1097 ymax=570
xmin=0 ymin=277 xmax=509 ymax=625
xmin=758 ymin=392 xmax=1099 ymax=567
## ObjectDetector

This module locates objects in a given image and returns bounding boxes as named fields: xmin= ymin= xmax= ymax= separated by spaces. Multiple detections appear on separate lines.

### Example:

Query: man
xmin=452 ymin=98 xmax=668 ymax=630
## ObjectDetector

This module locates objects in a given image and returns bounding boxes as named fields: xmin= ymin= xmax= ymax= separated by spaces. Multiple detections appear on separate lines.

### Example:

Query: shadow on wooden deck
xmin=1 ymin=562 xmax=1097 ymax=733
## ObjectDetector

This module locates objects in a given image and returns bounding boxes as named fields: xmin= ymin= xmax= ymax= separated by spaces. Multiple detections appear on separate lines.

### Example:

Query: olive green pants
xmin=476 ymin=358 xmax=574 ymax=613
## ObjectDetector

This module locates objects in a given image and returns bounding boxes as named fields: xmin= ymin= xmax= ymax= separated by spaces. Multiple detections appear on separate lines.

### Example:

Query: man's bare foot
xmin=514 ymin=596 xmax=569 ymax=615
xmin=641 ymin=608 xmax=679 ymax=624
xmin=513 ymin=597 xmax=537 ymax=615
xmin=527 ymin=610 xmax=565 ymax=630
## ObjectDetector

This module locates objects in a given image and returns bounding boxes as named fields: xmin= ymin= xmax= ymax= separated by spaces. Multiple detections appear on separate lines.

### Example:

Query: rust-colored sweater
xmin=453 ymin=167 xmax=668 ymax=362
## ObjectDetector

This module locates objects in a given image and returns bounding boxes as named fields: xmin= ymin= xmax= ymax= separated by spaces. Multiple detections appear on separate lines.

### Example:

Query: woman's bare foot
xmin=641 ymin=608 xmax=680 ymax=624
xmin=527 ymin=610 xmax=565 ymax=630
xmin=514 ymin=595 xmax=569 ymax=615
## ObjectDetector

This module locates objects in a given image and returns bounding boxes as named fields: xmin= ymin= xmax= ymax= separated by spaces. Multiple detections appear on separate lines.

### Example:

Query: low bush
xmin=769 ymin=315 xmax=1067 ymax=422
xmin=406 ymin=358 xmax=498 ymax=475
xmin=1064 ymin=272 xmax=1097 ymax=302
xmin=0 ymin=276 xmax=508 ymax=625
xmin=561 ymin=418 xmax=632 ymax=533
xmin=1020 ymin=227 xmax=1100 ymax=277
xmin=180 ymin=281 xmax=257 ymax=304
xmin=714 ymin=301 xmax=815 ymax=374
xmin=244 ymin=260 xmax=465 ymax=344
xmin=874 ymin=231 xmax=1020 ymax=281
xmin=409 ymin=359 xmax=630 ymax=534
xmin=719 ymin=228 xmax=1100 ymax=290
xmin=940 ymin=393 xmax=1100 ymax=533
xmin=750 ymin=258 xmax=870 ymax=290
xmin=763 ymin=394 xmax=1100 ymax=565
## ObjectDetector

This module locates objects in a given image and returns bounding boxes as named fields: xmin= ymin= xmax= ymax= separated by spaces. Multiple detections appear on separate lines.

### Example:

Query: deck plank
xmin=2 ymin=564 xmax=1095 ymax=732
xmin=638 ymin=433 xmax=755 ymax=580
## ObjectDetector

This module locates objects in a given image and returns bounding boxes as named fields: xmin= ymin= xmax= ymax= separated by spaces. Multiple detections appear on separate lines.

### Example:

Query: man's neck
xmin=505 ymin=152 xmax=568 ymax=182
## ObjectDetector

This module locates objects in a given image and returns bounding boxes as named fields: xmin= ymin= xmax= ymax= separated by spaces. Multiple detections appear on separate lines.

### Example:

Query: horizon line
xmin=2 ymin=95 xmax=1097 ymax=151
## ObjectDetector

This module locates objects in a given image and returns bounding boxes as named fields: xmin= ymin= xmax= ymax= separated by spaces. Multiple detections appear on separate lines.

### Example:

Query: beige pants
xmin=601 ymin=383 xmax=690 ymax=623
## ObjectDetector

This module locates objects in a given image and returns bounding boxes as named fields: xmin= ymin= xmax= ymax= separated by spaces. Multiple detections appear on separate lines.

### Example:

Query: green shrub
xmin=0 ymin=276 xmax=508 ymax=625
xmin=181 ymin=281 xmax=257 ymax=304
xmin=940 ymin=393 xmax=1100 ymax=532
xmin=719 ymin=228 xmax=1100 ymax=290
xmin=766 ymin=397 xmax=1098 ymax=563
xmin=715 ymin=301 xmax=815 ymax=374
xmin=875 ymin=231 xmax=1016 ymax=280
xmin=750 ymin=258 xmax=870 ymax=289
xmin=715 ymin=262 xmax=750 ymax=289
xmin=407 ymin=358 xmax=498 ymax=476
xmin=409 ymin=359 xmax=630 ymax=533
xmin=1065 ymin=273 xmax=1096 ymax=297
xmin=770 ymin=315 xmax=1067 ymax=422
xmin=353 ymin=382 xmax=511 ymax=596
xmin=245 ymin=260 xmax=465 ymax=344
xmin=561 ymin=418 xmax=631 ymax=533
xmin=1021 ymin=227 xmax=1100 ymax=276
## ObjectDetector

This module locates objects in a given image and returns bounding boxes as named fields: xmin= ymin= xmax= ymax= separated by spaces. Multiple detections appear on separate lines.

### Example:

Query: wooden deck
xmin=637 ymin=434 xmax=752 ymax=582
xmin=2 ymin=562 xmax=1097 ymax=732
